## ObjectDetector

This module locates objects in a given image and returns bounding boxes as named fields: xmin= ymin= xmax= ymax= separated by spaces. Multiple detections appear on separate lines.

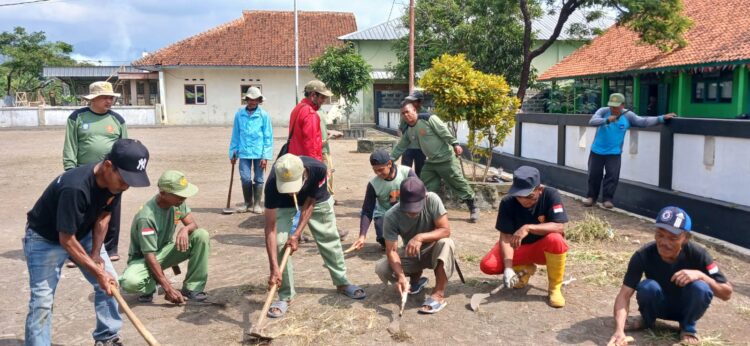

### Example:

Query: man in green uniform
xmin=391 ymin=101 xmax=480 ymax=222
xmin=119 ymin=170 xmax=210 ymax=303
xmin=63 ymin=81 xmax=128 ymax=262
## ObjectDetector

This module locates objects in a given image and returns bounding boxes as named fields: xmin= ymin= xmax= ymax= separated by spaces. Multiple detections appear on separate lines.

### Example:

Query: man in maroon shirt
xmin=288 ymin=80 xmax=332 ymax=161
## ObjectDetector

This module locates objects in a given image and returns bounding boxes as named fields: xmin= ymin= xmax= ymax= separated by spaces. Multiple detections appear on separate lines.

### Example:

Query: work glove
xmin=503 ymin=267 xmax=518 ymax=288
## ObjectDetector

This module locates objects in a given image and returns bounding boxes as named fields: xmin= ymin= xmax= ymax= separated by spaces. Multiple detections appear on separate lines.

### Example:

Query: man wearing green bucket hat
xmin=120 ymin=170 xmax=211 ymax=304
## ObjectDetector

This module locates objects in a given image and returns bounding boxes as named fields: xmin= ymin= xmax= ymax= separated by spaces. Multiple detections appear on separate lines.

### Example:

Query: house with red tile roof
xmin=132 ymin=10 xmax=356 ymax=125
xmin=539 ymin=0 xmax=750 ymax=119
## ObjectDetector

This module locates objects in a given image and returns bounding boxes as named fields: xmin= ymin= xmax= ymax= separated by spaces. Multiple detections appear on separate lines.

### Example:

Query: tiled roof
xmin=132 ymin=10 xmax=356 ymax=68
xmin=339 ymin=18 xmax=408 ymax=40
xmin=539 ymin=0 xmax=750 ymax=81
xmin=43 ymin=66 xmax=146 ymax=78
xmin=534 ymin=10 xmax=614 ymax=40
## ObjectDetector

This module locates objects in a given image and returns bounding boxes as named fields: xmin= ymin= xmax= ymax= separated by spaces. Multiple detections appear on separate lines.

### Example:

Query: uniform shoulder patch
xmin=109 ymin=110 xmax=126 ymax=124
xmin=68 ymin=107 xmax=90 ymax=121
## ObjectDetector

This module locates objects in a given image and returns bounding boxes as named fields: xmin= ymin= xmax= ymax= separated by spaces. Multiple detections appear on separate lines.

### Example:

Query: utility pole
xmin=408 ymin=0 xmax=415 ymax=92
xmin=294 ymin=0 xmax=299 ymax=103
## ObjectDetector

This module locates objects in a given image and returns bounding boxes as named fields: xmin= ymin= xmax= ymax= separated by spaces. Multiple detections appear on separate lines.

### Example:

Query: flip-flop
xmin=409 ymin=277 xmax=429 ymax=295
xmin=267 ymin=300 xmax=289 ymax=318
xmin=679 ymin=331 xmax=701 ymax=345
xmin=338 ymin=284 xmax=367 ymax=300
xmin=418 ymin=296 xmax=447 ymax=314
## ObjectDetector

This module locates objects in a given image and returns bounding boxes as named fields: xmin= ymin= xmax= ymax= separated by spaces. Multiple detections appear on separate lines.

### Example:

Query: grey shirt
xmin=383 ymin=192 xmax=447 ymax=245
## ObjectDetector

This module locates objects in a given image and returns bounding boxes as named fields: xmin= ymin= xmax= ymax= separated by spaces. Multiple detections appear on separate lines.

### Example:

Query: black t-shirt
xmin=622 ymin=241 xmax=728 ymax=296
xmin=26 ymin=163 xmax=119 ymax=243
xmin=495 ymin=187 xmax=568 ymax=245
xmin=264 ymin=156 xmax=330 ymax=209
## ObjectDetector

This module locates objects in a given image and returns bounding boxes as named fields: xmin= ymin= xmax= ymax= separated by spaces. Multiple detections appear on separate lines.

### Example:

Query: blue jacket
xmin=589 ymin=107 xmax=664 ymax=155
xmin=229 ymin=106 xmax=273 ymax=160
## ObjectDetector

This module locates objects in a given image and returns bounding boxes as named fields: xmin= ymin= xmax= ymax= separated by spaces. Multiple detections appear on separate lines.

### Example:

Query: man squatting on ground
xmin=584 ymin=92 xmax=676 ymax=209
xmin=479 ymin=166 xmax=570 ymax=308
xmin=24 ymin=139 xmax=150 ymax=346
xmin=607 ymin=206 xmax=732 ymax=346
xmin=391 ymin=101 xmax=480 ymax=223
xmin=229 ymin=86 xmax=273 ymax=214
xmin=263 ymin=154 xmax=366 ymax=318
xmin=354 ymin=150 xmax=417 ymax=250
xmin=398 ymin=90 xmax=427 ymax=177
xmin=63 ymin=81 xmax=128 ymax=261
xmin=120 ymin=170 xmax=211 ymax=304
xmin=375 ymin=177 xmax=457 ymax=314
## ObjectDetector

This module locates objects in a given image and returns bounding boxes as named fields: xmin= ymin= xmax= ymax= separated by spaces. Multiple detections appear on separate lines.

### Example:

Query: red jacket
xmin=288 ymin=98 xmax=323 ymax=160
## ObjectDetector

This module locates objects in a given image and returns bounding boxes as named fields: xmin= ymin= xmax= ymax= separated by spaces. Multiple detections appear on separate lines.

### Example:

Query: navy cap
xmin=404 ymin=90 xmax=425 ymax=102
xmin=508 ymin=166 xmax=540 ymax=197
xmin=107 ymin=139 xmax=150 ymax=187
xmin=654 ymin=206 xmax=692 ymax=235
xmin=399 ymin=177 xmax=426 ymax=213
xmin=370 ymin=150 xmax=392 ymax=166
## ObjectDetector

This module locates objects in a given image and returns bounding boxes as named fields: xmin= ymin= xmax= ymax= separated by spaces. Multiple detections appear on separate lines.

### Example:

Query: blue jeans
xmin=23 ymin=228 xmax=122 ymax=345
xmin=636 ymin=279 xmax=713 ymax=334
xmin=239 ymin=158 xmax=265 ymax=185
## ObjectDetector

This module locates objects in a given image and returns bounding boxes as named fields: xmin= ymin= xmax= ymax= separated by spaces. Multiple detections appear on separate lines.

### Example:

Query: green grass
xmin=568 ymin=249 xmax=631 ymax=286
xmin=566 ymin=212 xmax=614 ymax=243
xmin=643 ymin=328 xmax=730 ymax=346
xmin=460 ymin=254 xmax=480 ymax=263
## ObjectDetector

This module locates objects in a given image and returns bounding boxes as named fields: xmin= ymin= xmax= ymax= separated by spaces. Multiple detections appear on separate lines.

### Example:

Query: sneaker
xmin=582 ymin=198 xmax=594 ymax=207
xmin=469 ymin=207 xmax=480 ymax=223
xmin=94 ymin=335 xmax=123 ymax=346
xmin=181 ymin=288 xmax=208 ymax=302
xmin=138 ymin=292 xmax=154 ymax=303
xmin=603 ymin=201 xmax=614 ymax=209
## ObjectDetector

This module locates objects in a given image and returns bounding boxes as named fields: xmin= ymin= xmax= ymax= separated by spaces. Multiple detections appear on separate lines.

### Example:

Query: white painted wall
xmin=0 ymin=108 xmax=38 ymax=127
xmin=162 ymin=68 xmax=316 ymax=126
xmin=673 ymin=134 xmax=750 ymax=206
xmin=521 ymin=123 xmax=557 ymax=163
xmin=565 ymin=125 xmax=594 ymax=170
xmin=0 ymin=106 xmax=156 ymax=127
xmin=620 ymin=130 xmax=660 ymax=185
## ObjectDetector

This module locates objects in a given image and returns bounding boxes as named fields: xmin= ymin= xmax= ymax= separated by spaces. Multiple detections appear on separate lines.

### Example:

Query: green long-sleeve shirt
xmin=391 ymin=114 xmax=458 ymax=163
xmin=63 ymin=107 xmax=128 ymax=170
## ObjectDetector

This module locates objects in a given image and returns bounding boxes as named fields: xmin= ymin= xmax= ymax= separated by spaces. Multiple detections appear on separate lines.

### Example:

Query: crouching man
xmin=607 ymin=206 xmax=732 ymax=346
xmin=375 ymin=177 xmax=456 ymax=314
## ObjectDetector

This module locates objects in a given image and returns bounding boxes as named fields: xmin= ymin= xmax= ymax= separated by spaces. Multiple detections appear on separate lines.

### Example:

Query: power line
xmin=0 ymin=0 xmax=54 ymax=7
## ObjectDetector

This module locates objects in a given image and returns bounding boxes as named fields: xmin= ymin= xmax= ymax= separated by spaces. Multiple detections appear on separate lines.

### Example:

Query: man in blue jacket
xmin=584 ymin=93 xmax=676 ymax=209
xmin=229 ymin=87 xmax=273 ymax=213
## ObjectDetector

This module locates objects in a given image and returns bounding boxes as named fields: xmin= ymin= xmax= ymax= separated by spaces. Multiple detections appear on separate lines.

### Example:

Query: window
xmin=692 ymin=70 xmax=733 ymax=103
xmin=240 ymin=84 xmax=263 ymax=104
xmin=185 ymin=84 xmax=206 ymax=105
xmin=608 ymin=78 xmax=634 ymax=108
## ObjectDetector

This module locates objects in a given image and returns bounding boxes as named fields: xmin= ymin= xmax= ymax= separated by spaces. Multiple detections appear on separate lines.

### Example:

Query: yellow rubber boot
xmin=544 ymin=252 xmax=567 ymax=308
xmin=512 ymin=264 xmax=537 ymax=289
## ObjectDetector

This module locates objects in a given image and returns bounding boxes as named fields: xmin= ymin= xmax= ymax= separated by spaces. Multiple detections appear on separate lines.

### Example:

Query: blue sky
xmin=0 ymin=0 xmax=405 ymax=65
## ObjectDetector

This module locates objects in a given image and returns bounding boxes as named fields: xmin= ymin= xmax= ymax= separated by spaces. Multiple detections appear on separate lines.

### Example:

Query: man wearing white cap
xmin=229 ymin=87 xmax=273 ymax=213
xmin=63 ymin=81 xmax=128 ymax=264
xmin=262 ymin=154 xmax=366 ymax=318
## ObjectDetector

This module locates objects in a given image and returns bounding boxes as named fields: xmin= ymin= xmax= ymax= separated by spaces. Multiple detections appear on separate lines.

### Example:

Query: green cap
xmin=275 ymin=154 xmax=304 ymax=194
xmin=304 ymin=80 xmax=333 ymax=97
xmin=157 ymin=170 xmax=198 ymax=197
xmin=607 ymin=93 xmax=625 ymax=107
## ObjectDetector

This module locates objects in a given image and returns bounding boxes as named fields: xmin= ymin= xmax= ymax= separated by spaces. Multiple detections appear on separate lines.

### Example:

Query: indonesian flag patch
xmin=707 ymin=262 xmax=719 ymax=275
xmin=318 ymin=177 xmax=327 ymax=188
xmin=141 ymin=227 xmax=156 ymax=236
xmin=553 ymin=204 xmax=564 ymax=213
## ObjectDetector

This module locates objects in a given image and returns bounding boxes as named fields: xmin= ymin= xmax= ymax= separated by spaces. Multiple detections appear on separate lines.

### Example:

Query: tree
xmin=420 ymin=54 xmax=520 ymax=180
xmin=0 ymin=27 xmax=76 ymax=96
xmin=310 ymin=43 xmax=372 ymax=125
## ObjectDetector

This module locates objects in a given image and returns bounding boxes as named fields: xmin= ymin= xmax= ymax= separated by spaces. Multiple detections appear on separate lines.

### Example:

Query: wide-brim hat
xmin=83 ymin=81 xmax=120 ymax=100
xmin=244 ymin=86 xmax=264 ymax=101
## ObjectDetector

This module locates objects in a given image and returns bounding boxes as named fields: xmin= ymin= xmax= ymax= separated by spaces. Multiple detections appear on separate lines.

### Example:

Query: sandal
xmin=267 ymin=300 xmax=289 ymax=318
xmin=418 ymin=296 xmax=447 ymax=314
xmin=338 ymin=284 xmax=366 ymax=300
xmin=408 ymin=277 xmax=429 ymax=295
xmin=679 ymin=331 xmax=700 ymax=345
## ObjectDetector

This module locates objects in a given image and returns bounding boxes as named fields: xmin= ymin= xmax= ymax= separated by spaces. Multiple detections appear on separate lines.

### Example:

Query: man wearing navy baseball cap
xmin=607 ymin=206 xmax=733 ymax=346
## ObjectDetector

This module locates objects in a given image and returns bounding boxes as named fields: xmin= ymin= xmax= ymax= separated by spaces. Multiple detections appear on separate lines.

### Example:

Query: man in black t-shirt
xmin=262 ymin=154 xmax=366 ymax=318
xmin=479 ymin=166 xmax=570 ymax=308
xmin=23 ymin=139 xmax=150 ymax=345
xmin=607 ymin=206 xmax=733 ymax=346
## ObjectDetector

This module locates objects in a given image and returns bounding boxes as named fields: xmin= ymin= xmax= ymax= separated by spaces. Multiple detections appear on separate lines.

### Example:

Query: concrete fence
xmin=0 ymin=106 xmax=159 ymax=127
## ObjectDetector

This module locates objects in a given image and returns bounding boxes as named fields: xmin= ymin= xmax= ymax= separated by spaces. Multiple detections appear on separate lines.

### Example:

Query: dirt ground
xmin=1 ymin=126 xmax=749 ymax=346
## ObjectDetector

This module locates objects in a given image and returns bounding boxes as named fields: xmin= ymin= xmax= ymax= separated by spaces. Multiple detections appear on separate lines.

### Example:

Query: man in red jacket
xmin=288 ymin=80 xmax=332 ymax=161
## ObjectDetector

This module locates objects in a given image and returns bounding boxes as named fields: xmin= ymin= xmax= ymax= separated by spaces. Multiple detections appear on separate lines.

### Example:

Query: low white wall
xmin=0 ymin=106 xmax=157 ymax=127
xmin=0 ymin=107 xmax=38 ymax=127
xmin=521 ymin=123 xmax=558 ymax=163
xmin=620 ymin=130 xmax=660 ymax=186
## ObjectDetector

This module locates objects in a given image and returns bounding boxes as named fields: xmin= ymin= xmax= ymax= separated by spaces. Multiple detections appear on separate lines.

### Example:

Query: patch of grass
xmin=234 ymin=283 xmax=266 ymax=296
xmin=737 ymin=303 xmax=750 ymax=320
xmin=269 ymin=301 xmax=379 ymax=345
xmin=390 ymin=329 xmax=412 ymax=342
xmin=566 ymin=212 xmax=614 ymax=243
xmin=643 ymin=329 xmax=729 ymax=346
xmin=460 ymin=254 xmax=480 ymax=263
xmin=568 ymin=249 xmax=631 ymax=286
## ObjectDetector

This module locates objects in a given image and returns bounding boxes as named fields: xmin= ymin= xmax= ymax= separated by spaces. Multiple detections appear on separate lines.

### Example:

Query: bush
xmin=566 ymin=212 xmax=613 ymax=243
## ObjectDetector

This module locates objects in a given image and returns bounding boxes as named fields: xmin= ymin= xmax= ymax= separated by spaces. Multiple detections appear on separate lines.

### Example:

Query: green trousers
xmin=420 ymin=156 xmax=475 ymax=202
xmin=276 ymin=197 xmax=349 ymax=301
xmin=120 ymin=228 xmax=210 ymax=293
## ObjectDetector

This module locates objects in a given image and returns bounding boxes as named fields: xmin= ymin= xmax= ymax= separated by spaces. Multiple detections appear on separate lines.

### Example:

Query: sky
xmin=0 ymin=0 xmax=406 ymax=65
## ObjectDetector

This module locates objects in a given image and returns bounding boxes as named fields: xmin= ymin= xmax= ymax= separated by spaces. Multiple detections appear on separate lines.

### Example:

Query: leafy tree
xmin=0 ymin=27 xmax=76 ymax=96
xmin=420 ymin=54 xmax=519 ymax=180
xmin=310 ymin=43 xmax=372 ymax=124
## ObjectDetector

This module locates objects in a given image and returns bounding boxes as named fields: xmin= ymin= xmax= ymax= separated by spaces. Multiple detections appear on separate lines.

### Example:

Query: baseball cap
xmin=244 ymin=86 xmax=264 ymax=101
xmin=369 ymin=150 xmax=392 ymax=166
xmin=304 ymin=80 xmax=333 ymax=97
xmin=158 ymin=170 xmax=198 ymax=198
xmin=654 ymin=206 xmax=692 ymax=235
xmin=83 ymin=81 xmax=121 ymax=100
xmin=607 ymin=93 xmax=626 ymax=107
xmin=275 ymin=154 xmax=304 ymax=194
xmin=399 ymin=177 xmax=426 ymax=213
xmin=508 ymin=166 xmax=540 ymax=197
xmin=107 ymin=139 xmax=150 ymax=187
xmin=404 ymin=89 xmax=425 ymax=102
